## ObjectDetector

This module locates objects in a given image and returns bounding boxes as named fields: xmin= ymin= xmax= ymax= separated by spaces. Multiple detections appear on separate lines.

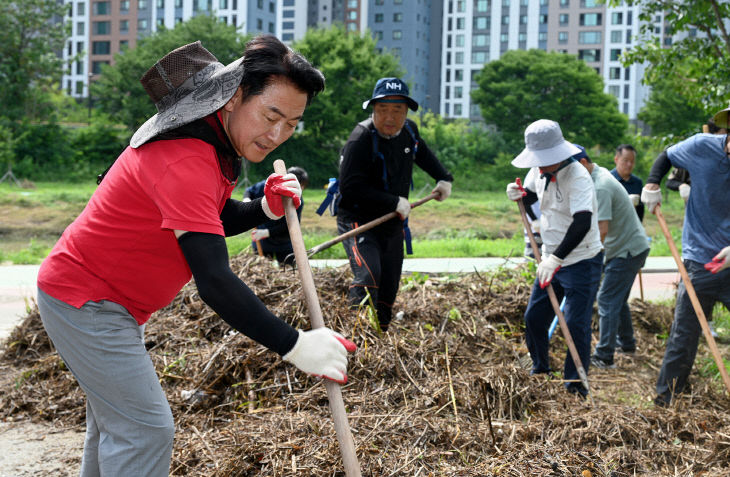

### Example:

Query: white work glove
xmin=261 ymin=173 xmax=302 ymax=219
xmin=629 ymin=194 xmax=640 ymax=207
xmin=678 ymin=183 xmax=691 ymax=201
xmin=705 ymin=246 xmax=730 ymax=274
xmin=506 ymin=181 xmax=526 ymax=201
xmin=432 ymin=180 xmax=452 ymax=201
xmin=395 ymin=196 xmax=411 ymax=220
xmin=640 ymin=186 xmax=662 ymax=214
xmin=283 ymin=328 xmax=357 ymax=384
xmin=537 ymin=254 xmax=563 ymax=289
xmin=251 ymin=228 xmax=270 ymax=241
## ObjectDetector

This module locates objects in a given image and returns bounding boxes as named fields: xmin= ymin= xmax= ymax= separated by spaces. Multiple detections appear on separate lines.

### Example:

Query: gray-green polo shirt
xmin=591 ymin=165 xmax=650 ymax=260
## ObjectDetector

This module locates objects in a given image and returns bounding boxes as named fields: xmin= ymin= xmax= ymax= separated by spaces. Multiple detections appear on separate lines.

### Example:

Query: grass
xmin=0 ymin=179 xmax=690 ymax=264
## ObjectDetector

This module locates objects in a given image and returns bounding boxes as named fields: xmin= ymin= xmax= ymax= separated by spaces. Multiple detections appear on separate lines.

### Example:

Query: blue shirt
xmin=667 ymin=133 xmax=730 ymax=263
xmin=610 ymin=168 xmax=645 ymax=222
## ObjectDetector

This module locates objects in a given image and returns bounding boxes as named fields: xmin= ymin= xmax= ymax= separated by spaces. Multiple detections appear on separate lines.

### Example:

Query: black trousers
xmin=337 ymin=218 xmax=404 ymax=328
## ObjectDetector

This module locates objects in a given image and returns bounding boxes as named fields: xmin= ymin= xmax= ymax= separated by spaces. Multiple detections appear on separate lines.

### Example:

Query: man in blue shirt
xmin=641 ymin=107 xmax=730 ymax=406
xmin=610 ymin=144 xmax=644 ymax=222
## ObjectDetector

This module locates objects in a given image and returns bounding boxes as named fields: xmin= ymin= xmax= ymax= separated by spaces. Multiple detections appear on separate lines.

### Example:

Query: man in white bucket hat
xmin=506 ymin=119 xmax=603 ymax=397
xmin=36 ymin=36 xmax=356 ymax=476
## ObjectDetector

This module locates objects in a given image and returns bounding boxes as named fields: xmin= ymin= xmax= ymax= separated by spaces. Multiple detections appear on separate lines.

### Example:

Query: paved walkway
xmin=0 ymin=258 xmax=680 ymax=340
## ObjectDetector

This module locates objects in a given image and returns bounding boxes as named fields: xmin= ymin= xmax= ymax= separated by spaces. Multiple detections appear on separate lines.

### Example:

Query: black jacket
xmin=337 ymin=118 xmax=453 ymax=233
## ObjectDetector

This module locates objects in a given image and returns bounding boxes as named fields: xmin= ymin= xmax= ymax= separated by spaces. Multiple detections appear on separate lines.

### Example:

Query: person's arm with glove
xmin=395 ymin=196 xmax=411 ymax=220
xmin=705 ymin=246 xmax=730 ymax=274
xmin=431 ymin=180 xmax=452 ymax=201
xmin=536 ymin=211 xmax=593 ymax=288
xmin=220 ymin=172 xmax=302 ymax=236
xmin=641 ymin=149 xmax=673 ymax=214
xmin=251 ymin=228 xmax=270 ymax=241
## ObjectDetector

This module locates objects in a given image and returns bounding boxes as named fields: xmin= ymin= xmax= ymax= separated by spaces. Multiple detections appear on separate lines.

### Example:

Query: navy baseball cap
xmin=572 ymin=144 xmax=590 ymax=162
xmin=362 ymin=77 xmax=419 ymax=111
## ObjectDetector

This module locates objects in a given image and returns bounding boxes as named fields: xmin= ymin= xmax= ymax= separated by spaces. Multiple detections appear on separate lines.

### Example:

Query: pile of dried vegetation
xmin=2 ymin=254 xmax=729 ymax=476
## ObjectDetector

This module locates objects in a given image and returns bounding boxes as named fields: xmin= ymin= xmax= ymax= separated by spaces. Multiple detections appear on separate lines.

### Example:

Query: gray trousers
xmin=38 ymin=289 xmax=174 ymax=477
xmin=656 ymin=261 xmax=730 ymax=402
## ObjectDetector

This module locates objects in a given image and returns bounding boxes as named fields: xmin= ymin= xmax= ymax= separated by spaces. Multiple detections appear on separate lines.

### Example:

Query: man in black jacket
xmin=337 ymin=77 xmax=453 ymax=331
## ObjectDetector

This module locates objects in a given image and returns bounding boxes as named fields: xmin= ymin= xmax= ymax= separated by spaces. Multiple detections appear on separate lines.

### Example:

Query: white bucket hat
xmin=512 ymin=119 xmax=582 ymax=168
xmin=130 ymin=41 xmax=244 ymax=148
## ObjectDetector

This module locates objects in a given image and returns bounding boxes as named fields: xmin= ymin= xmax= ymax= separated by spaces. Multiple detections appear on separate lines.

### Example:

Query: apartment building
xmin=63 ymin=0 xmax=278 ymax=99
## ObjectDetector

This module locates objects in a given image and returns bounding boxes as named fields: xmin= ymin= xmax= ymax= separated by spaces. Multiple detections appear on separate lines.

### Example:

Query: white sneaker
xmin=708 ymin=321 xmax=718 ymax=339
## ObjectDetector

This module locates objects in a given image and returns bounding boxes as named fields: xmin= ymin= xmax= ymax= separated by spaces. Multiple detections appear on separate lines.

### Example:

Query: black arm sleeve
xmin=177 ymin=232 xmax=299 ymax=356
xmin=647 ymin=150 xmax=673 ymax=185
xmin=220 ymin=197 xmax=270 ymax=237
xmin=552 ymin=211 xmax=592 ymax=260
xmin=523 ymin=189 xmax=538 ymax=221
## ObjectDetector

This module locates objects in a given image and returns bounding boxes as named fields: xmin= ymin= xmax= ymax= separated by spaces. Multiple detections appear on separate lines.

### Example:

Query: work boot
xmin=590 ymin=355 xmax=616 ymax=369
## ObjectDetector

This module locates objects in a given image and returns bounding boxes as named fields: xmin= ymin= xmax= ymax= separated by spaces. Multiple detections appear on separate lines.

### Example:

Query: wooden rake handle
xmin=306 ymin=192 xmax=439 ymax=258
xmin=514 ymin=180 xmax=593 ymax=402
xmin=655 ymin=206 xmax=730 ymax=395
xmin=273 ymin=160 xmax=362 ymax=477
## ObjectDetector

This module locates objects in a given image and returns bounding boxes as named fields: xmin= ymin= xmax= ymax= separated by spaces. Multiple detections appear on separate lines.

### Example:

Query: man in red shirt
xmin=37 ymin=36 xmax=356 ymax=476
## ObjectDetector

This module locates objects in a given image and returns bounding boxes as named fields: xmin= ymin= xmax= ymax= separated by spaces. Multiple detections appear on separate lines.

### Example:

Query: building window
xmin=268 ymin=22 xmax=274 ymax=33
xmin=470 ymin=103 xmax=481 ymax=117
xmin=454 ymin=86 xmax=463 ymax=99
xmin=579 ymin=31 xmax=601 ymax=44
xmin=455 ymin=69 xmax=463 ymax=81
xmin=92 ymin=41 xmax=111 ymax=55
xmin=624 ymin=84 xmax=630 ymax=99
xmin=457 ymin=0 xmax=465 ymax=12
xmin=282 ymin=32 xmax=294 ymax=41
xmin=520 ymin=15 xmax=527 ymax=25
xmin=77 ymin=41 xmax=84 ymax=55
xmin=138 ymin=19 xmax=148 ymax=30
xmin=256 ymin=18 xmax=262 ymax=29
xmin=558 ymin=31 xmax=568 ymax=44
xmin=457 ymin=18 xmax=465 ymax=29
xmin=120 ymin=39 xmax=129 ymax=49
xmin=393 ymin=30 xmax=402 ymax=40
xmin=609 ymin=85 xmax=620 ymax=97
xmin=501 ymin=15 xmax=509 ymax=25
xmin=560 ymin=0 xmax=569 ymax=6
xmin=474 ymin=16 xmax=489 ymax=30
xmin=119 ymin=19 xmax=129 ymax=33
xmin=394 ymin=12 xmax=403 ymax=22
xmin=610 ymin=48 xmax=621 ymax=61
xmin=157 ymin=0 xmax=164 ymax=7
xmin=611 ymin=12 xmax=622 ymax=25
xmin=93 ymin=21 xmax=111 ymax=34
xmin=283 ymin=10 xmax=294 ymax=17
xmin=624 ymin=68 xmax=630 ymax=80
xmin=454 ymin=104 xmax=462 ymax=116
xmin=473 ymin=34 xmax=488 ymax=47
xmin=269 ymin=1 xmax=274 ymax=12
xmin=375 ymin=13 xmax=383 ymax=22
xmin=374 ymin=31 xmax=383 ymax=40
xmin=518 ymin=32 xmax=526 ymax=42
xmin=539 ymin=14 xmax=547 ymax=24
xmin=282 ymin=21 xmax=294 ymax=29
xmin=578 ymin=48 xmax=600 ymax=62
xmin=580 ymin=0 xmax=597 ymax=6
xmin=220 ymin=0 xmax=228 ymax=7
xmin=120 ymin=0 xmax=130 ymax=12
xmin=500 ymin=33 xmax=508 ymax=42
xmin=502 ymin=0 xmax=509 ymax=5
xmin=455 ymin=52 xmax=464 ymax=64
xmin=77 ymin=2 xmax=85 ymax=15
xmin=476 ymin=0 xmax=489 ymax=12
xmin=77 ymin=22 xmax=85 ymax=35
xmin=348 ymin=11 xmax=357 ymax=19
xmin=472 ymin=51 xmax=488 ymax=63
xmin=392 ymin=47 xmax=401 ymax=56
xmin=93 ymin=1 xmax=110 ymax=14
xmin=176 ymin=0 xmax=183 ymax=6
xmin=579 ymin=13 xmax=601 ymax=26
xmin=76 ymin=60 xmax=83 ymax=74
xmin=538 ymin=32 xmax=547 ymax=41
xmin=138 ymin=0 xmax=147 ymax=9
xmin=609 ymin=67 xmax=620 ymax=79
xmin=559 ymin=14 xmax=568 ymax=26
xmin=610 ymin=30 xmax=621 ymax=43
xmin=456 ymin=34 xmax=464 ymax=47
xmin=257 ymin=0 xmax=263 ymax=8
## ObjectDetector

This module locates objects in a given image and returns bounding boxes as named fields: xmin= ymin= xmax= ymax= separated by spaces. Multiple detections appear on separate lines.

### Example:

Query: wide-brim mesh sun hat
xmin=130 ymin=41 xmax=245 ymax=148
xmin=512 ymin=119 xmax=582 ymax=168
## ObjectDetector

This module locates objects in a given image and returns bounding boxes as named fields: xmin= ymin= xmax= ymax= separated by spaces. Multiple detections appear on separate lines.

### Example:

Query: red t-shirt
xmin=38 ymin=139 xmax=236 ymax=324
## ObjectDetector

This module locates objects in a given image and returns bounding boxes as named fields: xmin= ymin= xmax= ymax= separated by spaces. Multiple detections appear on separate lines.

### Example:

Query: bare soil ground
xmin=2 ymin=256 xmax=729 ymax=476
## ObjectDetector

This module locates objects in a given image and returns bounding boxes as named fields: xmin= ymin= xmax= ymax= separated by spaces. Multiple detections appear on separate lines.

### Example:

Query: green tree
xmin=638 ymin=77 xmax=709 ymax=138
xmin=609 ymin=0 xmax=730 ymax=111
xmin=471 ymin=49 xmax=627 ymax=152
xmin=267 ymin=26 xmax=403 ymax=184
xmin=0 ymin=0 xmax=69 ymax=123
xmin=93 ymin=15 xmax=249 ymax=131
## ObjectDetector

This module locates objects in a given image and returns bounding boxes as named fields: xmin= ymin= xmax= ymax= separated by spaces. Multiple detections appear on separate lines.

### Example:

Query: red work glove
xmin=262 ymin=173 xmax=302 ymax=219
xmin=506 ymin=179 xmax=526 ymax=201
xmin=537 ymin=254 xmax=563 ymax=288
xmin=705 ymin=246 xmax=730 ymax=274
xmin=282 ymin=328 xmax=357 ymax=384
